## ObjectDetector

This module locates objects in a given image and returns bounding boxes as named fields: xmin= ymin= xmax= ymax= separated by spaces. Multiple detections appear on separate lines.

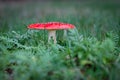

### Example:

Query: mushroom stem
xmin=48 ymin=30 xmax=57 ymax=44
xmin=63 ymin=29 xmax=67 ymax=38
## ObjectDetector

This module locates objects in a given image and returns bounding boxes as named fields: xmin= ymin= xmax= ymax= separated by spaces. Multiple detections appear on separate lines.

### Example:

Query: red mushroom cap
xmin=45 ymin=22 xmax=75 ymax=30
xmin=28 ymin=22 xmax=75 ymax=30
xmin=28 ymin=23 xmax=45 ymax=29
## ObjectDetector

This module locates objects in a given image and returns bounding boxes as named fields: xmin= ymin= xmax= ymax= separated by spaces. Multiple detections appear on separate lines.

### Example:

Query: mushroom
xmin=28 ymin=22 xmax=75 ymax=44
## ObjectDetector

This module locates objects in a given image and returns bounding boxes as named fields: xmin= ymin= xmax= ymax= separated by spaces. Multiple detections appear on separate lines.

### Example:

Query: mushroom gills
xmin=48 ymin=30 xmax=57 ymax=44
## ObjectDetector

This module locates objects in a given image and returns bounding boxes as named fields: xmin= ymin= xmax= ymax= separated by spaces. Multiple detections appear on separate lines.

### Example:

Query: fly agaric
xmin=28 ymin=22 xmax=75 ymax=44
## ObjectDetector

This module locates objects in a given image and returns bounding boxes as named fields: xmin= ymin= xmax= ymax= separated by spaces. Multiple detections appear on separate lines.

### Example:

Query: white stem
xmin=63 ymin=30 xmax=67 ymax=38
xmin=48 ymin=30 xmax=57 ymax=44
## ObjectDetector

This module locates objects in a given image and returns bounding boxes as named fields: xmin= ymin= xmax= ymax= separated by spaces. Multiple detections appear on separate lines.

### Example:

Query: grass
xmin=0 ymin=1 xmax=120 ymax=80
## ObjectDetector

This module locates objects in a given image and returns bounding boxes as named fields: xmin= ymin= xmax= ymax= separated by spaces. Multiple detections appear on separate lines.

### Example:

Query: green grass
xmin=0 ymin=1 xmax=120 ymax=80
